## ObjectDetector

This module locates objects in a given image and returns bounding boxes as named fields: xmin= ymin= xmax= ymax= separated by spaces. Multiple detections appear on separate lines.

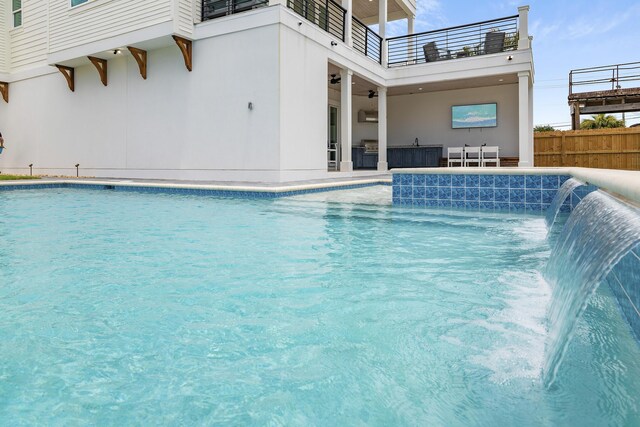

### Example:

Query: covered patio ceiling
xmin=353 ymin=0 xmax=410 ymax=25
xmin=328 ymin=63 xmax=518 ymax=97
xmin=387 ymin=74 xmax=519 ymax=96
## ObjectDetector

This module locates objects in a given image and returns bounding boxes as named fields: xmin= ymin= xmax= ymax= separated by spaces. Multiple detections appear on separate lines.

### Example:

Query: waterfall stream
xmin=542 ymin=190 xmax=640 ymax=388
xmin=544 ymin=178 xmax=584 ymax=228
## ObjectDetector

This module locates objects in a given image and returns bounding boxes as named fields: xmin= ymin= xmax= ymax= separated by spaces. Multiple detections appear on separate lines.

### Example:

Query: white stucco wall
xmin=346 ymin=85 xmax=519 ymax=157
xmin=387 ymin=84 xmax=519 ymax=156
xmin=0 ymin=24 xmax=283 ymax=181
xmin=278 ymin=25 xmax=328 ymax=181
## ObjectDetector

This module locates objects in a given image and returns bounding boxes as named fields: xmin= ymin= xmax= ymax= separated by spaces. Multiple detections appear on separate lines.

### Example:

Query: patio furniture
xmin=464 ymin=146 xmax=481 ymax=167
xmin=327 ymin=142 xmax=339 ymax=170
xmin=481 ymin=146 xmax=500 ymax=167
xmin=447 ymin=147 xmax=464 ymax=167
xmin=422 ymin=42 xmax=440 ymax=62
xmin=484 ymin=31 xmax=506 ymax=54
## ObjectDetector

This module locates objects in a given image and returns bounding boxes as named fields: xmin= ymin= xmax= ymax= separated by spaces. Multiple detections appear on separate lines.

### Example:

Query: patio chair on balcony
xmin=422 ymin=42 xmax=441 ymax=62
xmin=483 ymin=31 xmax=506 ymax=54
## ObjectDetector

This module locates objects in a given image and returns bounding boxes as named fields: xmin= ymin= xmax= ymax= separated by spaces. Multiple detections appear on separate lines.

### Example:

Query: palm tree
xmin=580 ymin=114 xmax=625 ymax=130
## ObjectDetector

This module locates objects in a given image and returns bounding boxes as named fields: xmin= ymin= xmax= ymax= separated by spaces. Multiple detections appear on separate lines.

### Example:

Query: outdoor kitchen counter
xmin=352 ymin=146 xmax=443 ymax=169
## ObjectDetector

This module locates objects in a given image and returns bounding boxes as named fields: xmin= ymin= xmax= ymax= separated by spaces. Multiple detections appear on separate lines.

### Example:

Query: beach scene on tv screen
xmin=452 ymin=103 xmax=497 ymax=128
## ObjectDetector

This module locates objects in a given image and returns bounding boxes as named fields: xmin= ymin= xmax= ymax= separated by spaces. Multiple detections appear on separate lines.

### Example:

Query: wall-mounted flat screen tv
xmin=452 ymin=103 xmax=497 ymax=129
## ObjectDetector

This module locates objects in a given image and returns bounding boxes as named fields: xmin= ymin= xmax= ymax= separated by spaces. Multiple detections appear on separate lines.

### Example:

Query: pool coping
xmin=0 ymin=177 xmax=393 ymax=196
xmin=391 ymin=167 xmax=640 ymax=207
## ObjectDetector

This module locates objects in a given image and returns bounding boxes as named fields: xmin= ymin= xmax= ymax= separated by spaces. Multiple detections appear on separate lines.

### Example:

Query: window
xmin=71 ymin=0 xmax=89 ymax=6
xmin=12 ymin=0 xmax=22 ymax=28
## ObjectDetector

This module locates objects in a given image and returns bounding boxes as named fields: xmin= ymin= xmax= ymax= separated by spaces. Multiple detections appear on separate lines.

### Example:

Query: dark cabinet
xmin=352 ymin=146 xmax=442 ymax=169
xmin=387 ymin=149 xmax=401 ymax=168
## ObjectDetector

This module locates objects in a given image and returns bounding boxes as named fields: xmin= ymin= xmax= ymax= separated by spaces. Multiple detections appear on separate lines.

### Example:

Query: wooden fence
xmin=534 ymin=127 xmax=640 ymax=170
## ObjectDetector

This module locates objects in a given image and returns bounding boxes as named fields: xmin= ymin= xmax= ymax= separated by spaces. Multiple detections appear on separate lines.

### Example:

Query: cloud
xmin=385 ymin=0 xmax=446 ymax=37
xmin=530 ymin=20 xmax=560 ymax=41
xmin=532 ymin=3 xmax=640 ymax=42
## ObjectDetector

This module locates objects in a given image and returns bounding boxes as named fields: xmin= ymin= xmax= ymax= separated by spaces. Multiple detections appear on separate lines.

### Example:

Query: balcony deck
xmin=201 ymin=0 xmax=269 ymax=21
xmin=199 ymin=2 xmax=524 ymax=70
xmin=387 ymin=15 xmax=519 ymax=68
xmin=568 ymin=62 xmax=640 ymax=127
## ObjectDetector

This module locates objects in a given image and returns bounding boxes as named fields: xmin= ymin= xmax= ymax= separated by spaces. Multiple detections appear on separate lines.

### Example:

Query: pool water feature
xmin=544 ymin=178 xmax=583 ymax=228
xmin=543 ymin=191 xmax=640 ymax=388
xmin=1 ymin=187 xmax=639 ymax=425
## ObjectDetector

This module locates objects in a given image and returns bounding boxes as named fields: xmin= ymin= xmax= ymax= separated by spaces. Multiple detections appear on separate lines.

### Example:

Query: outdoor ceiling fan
xmin=368 ymin=90 xmax=378 ymax=98
xmin=329 ymin=74 xmax=341 ymax=84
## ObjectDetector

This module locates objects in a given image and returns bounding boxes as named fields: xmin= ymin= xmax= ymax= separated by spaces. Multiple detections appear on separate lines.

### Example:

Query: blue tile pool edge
xmin=392 ymin=173 xmax=572 ymax=216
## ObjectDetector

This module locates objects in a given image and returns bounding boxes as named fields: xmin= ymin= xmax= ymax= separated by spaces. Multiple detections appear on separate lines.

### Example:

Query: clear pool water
xmin=0 ymin=187 xmax=639 ymax=425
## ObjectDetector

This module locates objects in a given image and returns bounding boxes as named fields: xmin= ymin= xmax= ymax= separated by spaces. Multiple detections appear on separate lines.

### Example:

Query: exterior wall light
xmin=248 ymin=102 xmax=253 ymax=110
xmin=331 ymin=41 xmax=338 ymax=46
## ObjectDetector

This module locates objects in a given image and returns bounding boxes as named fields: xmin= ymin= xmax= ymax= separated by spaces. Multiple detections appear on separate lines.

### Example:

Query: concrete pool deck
xmin=0 ymin=173 xmax=392 ymax=197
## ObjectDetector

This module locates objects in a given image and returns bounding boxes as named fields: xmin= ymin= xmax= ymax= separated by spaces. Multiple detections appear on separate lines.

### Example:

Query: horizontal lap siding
xmin=178 ymin=0 xmax=195 ymax=35
xmin=48 ymin=0 xmax=173 ymax=53
xmin=535 ymin=128 xmax=640 ymax=170
xmin=0 ymin=1 xmax=8 ymax=72
xmin=194 ymin=0 xmax=201 ymax=24
xmin=9 ymin=1 xmax=48 ymax=72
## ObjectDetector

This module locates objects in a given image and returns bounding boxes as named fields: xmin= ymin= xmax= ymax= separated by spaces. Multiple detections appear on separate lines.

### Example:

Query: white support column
xmin=377 ymin=87 xmax=388 ymax=171
xmin=407 ymin=15 xmax=415 ymax=64
xmin=518 ymin=5 xmax=530 ymax=50
xmin=340 ymin=69 xmax=353 ymax=171
xmin=528 ymin=79 xmax=534 ymax=166
xmin=379 ymin=0 xmax=387 ymax=65
xmin=518 ymin=71 xmax=533 ymax=167
xmin=342 ymin=0 xmax=352 ymax=47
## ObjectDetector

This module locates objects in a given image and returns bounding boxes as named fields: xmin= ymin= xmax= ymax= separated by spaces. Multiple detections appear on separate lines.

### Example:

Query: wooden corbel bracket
xmin=172 ymin=35 xmax=193 ymax=72
xmin=127 ymin=46 xmax=148 ymax=79
xmin=87 ymin=56 xmax=108 ymax=86
xmin=55 ymin=65 xmax=75 ymax=92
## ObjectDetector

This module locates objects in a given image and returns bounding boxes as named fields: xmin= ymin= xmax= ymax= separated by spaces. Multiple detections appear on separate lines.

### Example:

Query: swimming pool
xmin=1 ymin=187 xmax=639 ymax=425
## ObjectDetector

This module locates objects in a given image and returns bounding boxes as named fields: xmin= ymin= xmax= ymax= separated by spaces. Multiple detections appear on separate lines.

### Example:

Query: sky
xmin=383 ymin=0 xmax=640 ymax=128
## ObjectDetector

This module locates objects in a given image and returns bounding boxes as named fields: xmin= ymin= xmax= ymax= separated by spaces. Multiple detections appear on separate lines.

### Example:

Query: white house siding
xmin=177 ymin=0 xmax=195 ymax=35
xmin=0 ymin=24 xmax=284 ymax=182
xmin=0 ymin=1 xmax=9 ymax=73
xmin=9 ymin=0 xmax=48 ymax=73
xmin=194 ymin=0 xmax=201 ymax=24
xmin=48 ymin=0 xmax=174 ymax=54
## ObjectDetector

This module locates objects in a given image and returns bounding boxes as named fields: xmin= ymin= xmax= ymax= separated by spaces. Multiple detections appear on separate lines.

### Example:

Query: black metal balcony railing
xmin=287 ymin=0 xmax=346 ymax=42
xmin=202 ymin=0 xmax=269 ymax=21
xmin=386 ymin=15 xmax=519 ymax=67
xmin=569 ymin=62 xmax=640 ymax=96
xmin=352 ymin=16 xmax=382 ymax=64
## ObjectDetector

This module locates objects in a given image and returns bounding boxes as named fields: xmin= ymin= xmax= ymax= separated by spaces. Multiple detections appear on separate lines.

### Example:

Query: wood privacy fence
xmin=534 ymin=128 xmax=640 ymax=170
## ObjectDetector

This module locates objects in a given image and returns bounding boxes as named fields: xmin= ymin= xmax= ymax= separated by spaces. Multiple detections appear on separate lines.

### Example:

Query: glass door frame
xmin=328 ymin=103 xmax=340 ymax=171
